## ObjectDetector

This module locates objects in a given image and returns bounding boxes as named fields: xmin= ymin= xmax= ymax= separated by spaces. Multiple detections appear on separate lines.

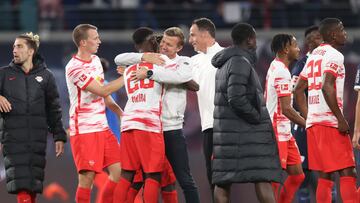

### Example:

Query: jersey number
xmin=307 ymin=59 xmax=322 ymax=90
xmin=126 ymin=64 xmax=154 ymax=94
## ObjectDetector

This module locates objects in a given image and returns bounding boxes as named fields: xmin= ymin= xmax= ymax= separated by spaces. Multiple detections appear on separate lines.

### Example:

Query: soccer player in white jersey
xmin=294 ymin=18 xmax=358 ymax=202
xmin=265 ymin=34 xmax=305 ymax=203
xmin=115 ymin=27 xmax=201 ymax=203
xmin=115 ymin=34 xmax=193 ymax=203
xmin=65 ymin=24 xmax=124 ymax=203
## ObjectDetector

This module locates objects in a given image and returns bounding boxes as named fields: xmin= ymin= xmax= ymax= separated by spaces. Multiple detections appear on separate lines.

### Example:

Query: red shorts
xmin=70 ymin=130 xmax=121 ymax=173
xmin=120 ymin=129 xmax=165 ymax=173
xmin=277 ymin=137 xmax=302 ymax=169
xmin=132 ymin=158 xmax=176 ymax=187
xmin=307 ymin=125 xmax=355 ymax=173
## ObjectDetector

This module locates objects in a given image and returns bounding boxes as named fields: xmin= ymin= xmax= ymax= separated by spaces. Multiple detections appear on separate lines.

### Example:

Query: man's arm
xmin=322 ymin=72 xmax=349 ymax=133
xmin=85 ymin=76 xmax=124 ymax=98
xmin=227 ymin=57 xmax=260 ymax=124
xmin=279 ymin=95 xmax=306 ymax=127
xmin=114 ymin=52 xmax=165 ymax=67
xmin=104 ymin=95 xmax=123 ymax=119
xmin=45 ymin=71 xmax=66 ymax=157
xmin=132 ymin=62 xmax=192 ymax=84
xmin=353 ymin=93 xmax=360 ymax=149
xmin=183 ymin=80 xmax=199 ymax=92
xmin=294 ymin=78 xmax=308 ymax=119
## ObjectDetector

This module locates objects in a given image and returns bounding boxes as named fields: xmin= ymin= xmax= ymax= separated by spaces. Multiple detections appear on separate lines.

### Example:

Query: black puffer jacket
xmin=211 ymin=46 xmax=281 ymax=185
xmin=0 ymin=56 xmax=66 ymax=194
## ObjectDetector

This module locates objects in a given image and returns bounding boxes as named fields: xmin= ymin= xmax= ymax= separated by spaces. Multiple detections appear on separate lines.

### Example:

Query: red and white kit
xmin=265 ymin=59 xmax=293 ymax=142
xmin=299 ymin=44 xmax=345 ymax=129
xmin=65 ymin=55 xmax=109 ymax=136
xmin=300 ymin=44 xmax=354 ymax=172
xmin=265 ymin=59 xmax=301 ymax=168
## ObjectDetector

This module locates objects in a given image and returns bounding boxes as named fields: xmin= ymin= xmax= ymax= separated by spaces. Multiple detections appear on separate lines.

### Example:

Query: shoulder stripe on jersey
xmin=81 ymin=77 xmax=94 ymax=90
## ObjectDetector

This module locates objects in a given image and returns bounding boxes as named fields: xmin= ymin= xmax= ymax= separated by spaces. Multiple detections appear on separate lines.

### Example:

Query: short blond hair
xmin=17 ymin=32 xmax=40 ymax=53
xmin=164 ymin=27 xmax=185 ymax=47
xmin=72 ymin=24 xmax=98 ymax=47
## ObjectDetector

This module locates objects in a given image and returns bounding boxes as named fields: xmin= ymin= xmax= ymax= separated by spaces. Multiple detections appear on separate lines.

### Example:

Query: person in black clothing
xmin=211 ymin=23 xmax=282 ymax=203
xmin=0 ymin=32 xmax=66 ymax=203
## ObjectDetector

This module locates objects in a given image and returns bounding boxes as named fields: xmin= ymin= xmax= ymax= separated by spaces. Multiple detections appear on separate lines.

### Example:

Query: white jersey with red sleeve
xmin=299 ymin=44 xmax=345 ymax=128
xmin=265 ymin=59 xmax=293 ymax=141
xmin=121 ymin=56 xmax=179 ymax=133
xmin=65 ymin=55 xmax=109 ymax=136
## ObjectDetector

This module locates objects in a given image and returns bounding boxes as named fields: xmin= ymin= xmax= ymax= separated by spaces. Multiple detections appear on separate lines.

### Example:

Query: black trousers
xmin=164 ymin=129 xmax=200 ymax=203
xmin=202 ymin=128 xmax=214 ymax=191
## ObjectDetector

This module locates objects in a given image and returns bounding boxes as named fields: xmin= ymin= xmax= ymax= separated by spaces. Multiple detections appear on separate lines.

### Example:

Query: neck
xmin=276 ymin=55 xmax=290 ymax=67
xmin=22 ymin=60 xmax=34 ymax=73
xmin=76 ymin=49 xmax=92 ymax=61
xmin=168 ymin=54 xmax=176 ymax=59
xmin=203 ymin=39 xmax=216 ymax=54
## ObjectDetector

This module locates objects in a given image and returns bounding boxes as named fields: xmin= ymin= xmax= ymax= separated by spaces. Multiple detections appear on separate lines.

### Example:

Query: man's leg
xmin=76 ymin=170 xmax=95 ymax=203
xmin=280 ymin=164 xmax=305 ymax=203
xmin=202 ymin=128 xmax=214 ymax=193
xmin=214 ymin=184 xmax=231 ymax=203
xmin=99 ymin=162 xmax=121 ymax=203
xmin=164 ymin=129 xmax=200 ymax=203
xmin=339 ymin=167 xmax=357 ymax=203
xmin=144 ymin=172 xmax=161 ymax=203
xmin=114 ymin=169 xmax=135 ymax=203
xmin=255 ymin=182 xmax=276 ymax=203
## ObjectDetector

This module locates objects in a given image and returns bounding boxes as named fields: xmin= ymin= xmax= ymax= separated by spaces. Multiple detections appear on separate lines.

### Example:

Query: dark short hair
xmin=304 ymin=25 xmax=319 ymax=38
xmin=144 ymin=33 xmax=163 ymax=53
xmin=192 ymin=17 xmax=216 ymax=38
xmin=132 ymin=27 xmax=154 ymax=46
xmin=231 ymin=23 xmax=255 ymax=45
xmin=271 ymin=34 xmax=294 ymax=54
xmin=319 ymin=18 xmax=341 ymax=40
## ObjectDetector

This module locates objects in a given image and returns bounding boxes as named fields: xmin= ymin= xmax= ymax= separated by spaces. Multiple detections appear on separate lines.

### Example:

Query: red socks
xmin=279 ymin=173 xmax=305 ymax=203
xmin=162 ymin=190 xmax=178 ymax=203
xmin=75 ymin=187 xmax=91 ymax=203
xmin=317 ymin=178 xmax=334 ymax=203
xmin=339 ymin=176 xmax=357 ymax=203
xmin=113 ymin=177 xmax=131 ymax=203
xmin=17 ymin=191 xmax=35 ymax=203
xmin=99 ymin=179 xmax=117 ymax=203
xmin=271 ymin=182 xmax=280 ymax=202
xmin=125 ymin=187 xmax=139 ymax=203
xmin=143 ymin=178 xmax=160 ymax=203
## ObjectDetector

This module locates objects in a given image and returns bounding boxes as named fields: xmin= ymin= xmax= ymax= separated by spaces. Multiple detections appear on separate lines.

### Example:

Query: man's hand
xmin=141 ymin=53 xmax=165 ymax=66
xmin=117 ymin=66 xmax=125 ymax=75
xmin=338 ymin=117 xmax=350 ymax=134
xmin=0 ymin=95 xmax=11 ymax=113
xmin=130 ymin=67 xmax=148 ymax=82
xmin=55 ymin=141 xmax=65 ymax=157
xmin=352 ymin=131 xmax=360 ymax=149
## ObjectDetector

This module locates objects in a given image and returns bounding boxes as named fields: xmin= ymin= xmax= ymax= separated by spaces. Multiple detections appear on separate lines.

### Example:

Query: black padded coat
xmin=211 ymin=46 xmax=282 ymax=185
xmin=0 ymin=56 xmax=66 ymax=194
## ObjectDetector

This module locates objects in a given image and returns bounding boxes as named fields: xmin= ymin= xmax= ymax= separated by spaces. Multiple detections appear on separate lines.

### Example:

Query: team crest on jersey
xmin=328 ymin=62 xmax=339 ymax=71
xmin=35 ymin=76 xmax=43 ymax=83
xmin=79 ymin=74 xmax=87 ymax=82
xmin=280 ymin=84 xmax=289 ymax=91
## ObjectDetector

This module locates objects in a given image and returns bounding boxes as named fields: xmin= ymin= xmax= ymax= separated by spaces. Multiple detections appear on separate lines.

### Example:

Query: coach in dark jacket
xmin=211 ymin=23 xmax=281 ymax=203
xmin=0 ymin=33 xmax=66 ymax=200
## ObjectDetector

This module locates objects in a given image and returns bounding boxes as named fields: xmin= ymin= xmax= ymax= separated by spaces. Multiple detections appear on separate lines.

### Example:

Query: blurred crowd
xmin=1 ymin=0 xmax=360 ymax=31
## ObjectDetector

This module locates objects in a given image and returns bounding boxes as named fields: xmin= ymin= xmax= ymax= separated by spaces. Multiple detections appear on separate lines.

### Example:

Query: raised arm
xmin=114 ymin=52 xmax=165 ymax=67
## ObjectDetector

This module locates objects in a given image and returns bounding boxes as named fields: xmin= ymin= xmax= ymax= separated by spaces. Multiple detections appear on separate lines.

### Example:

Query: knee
xmin=78 ymin=171 xmax=96 ymax=188
xmin=162 ymin=183 xmax=176 ymax=192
